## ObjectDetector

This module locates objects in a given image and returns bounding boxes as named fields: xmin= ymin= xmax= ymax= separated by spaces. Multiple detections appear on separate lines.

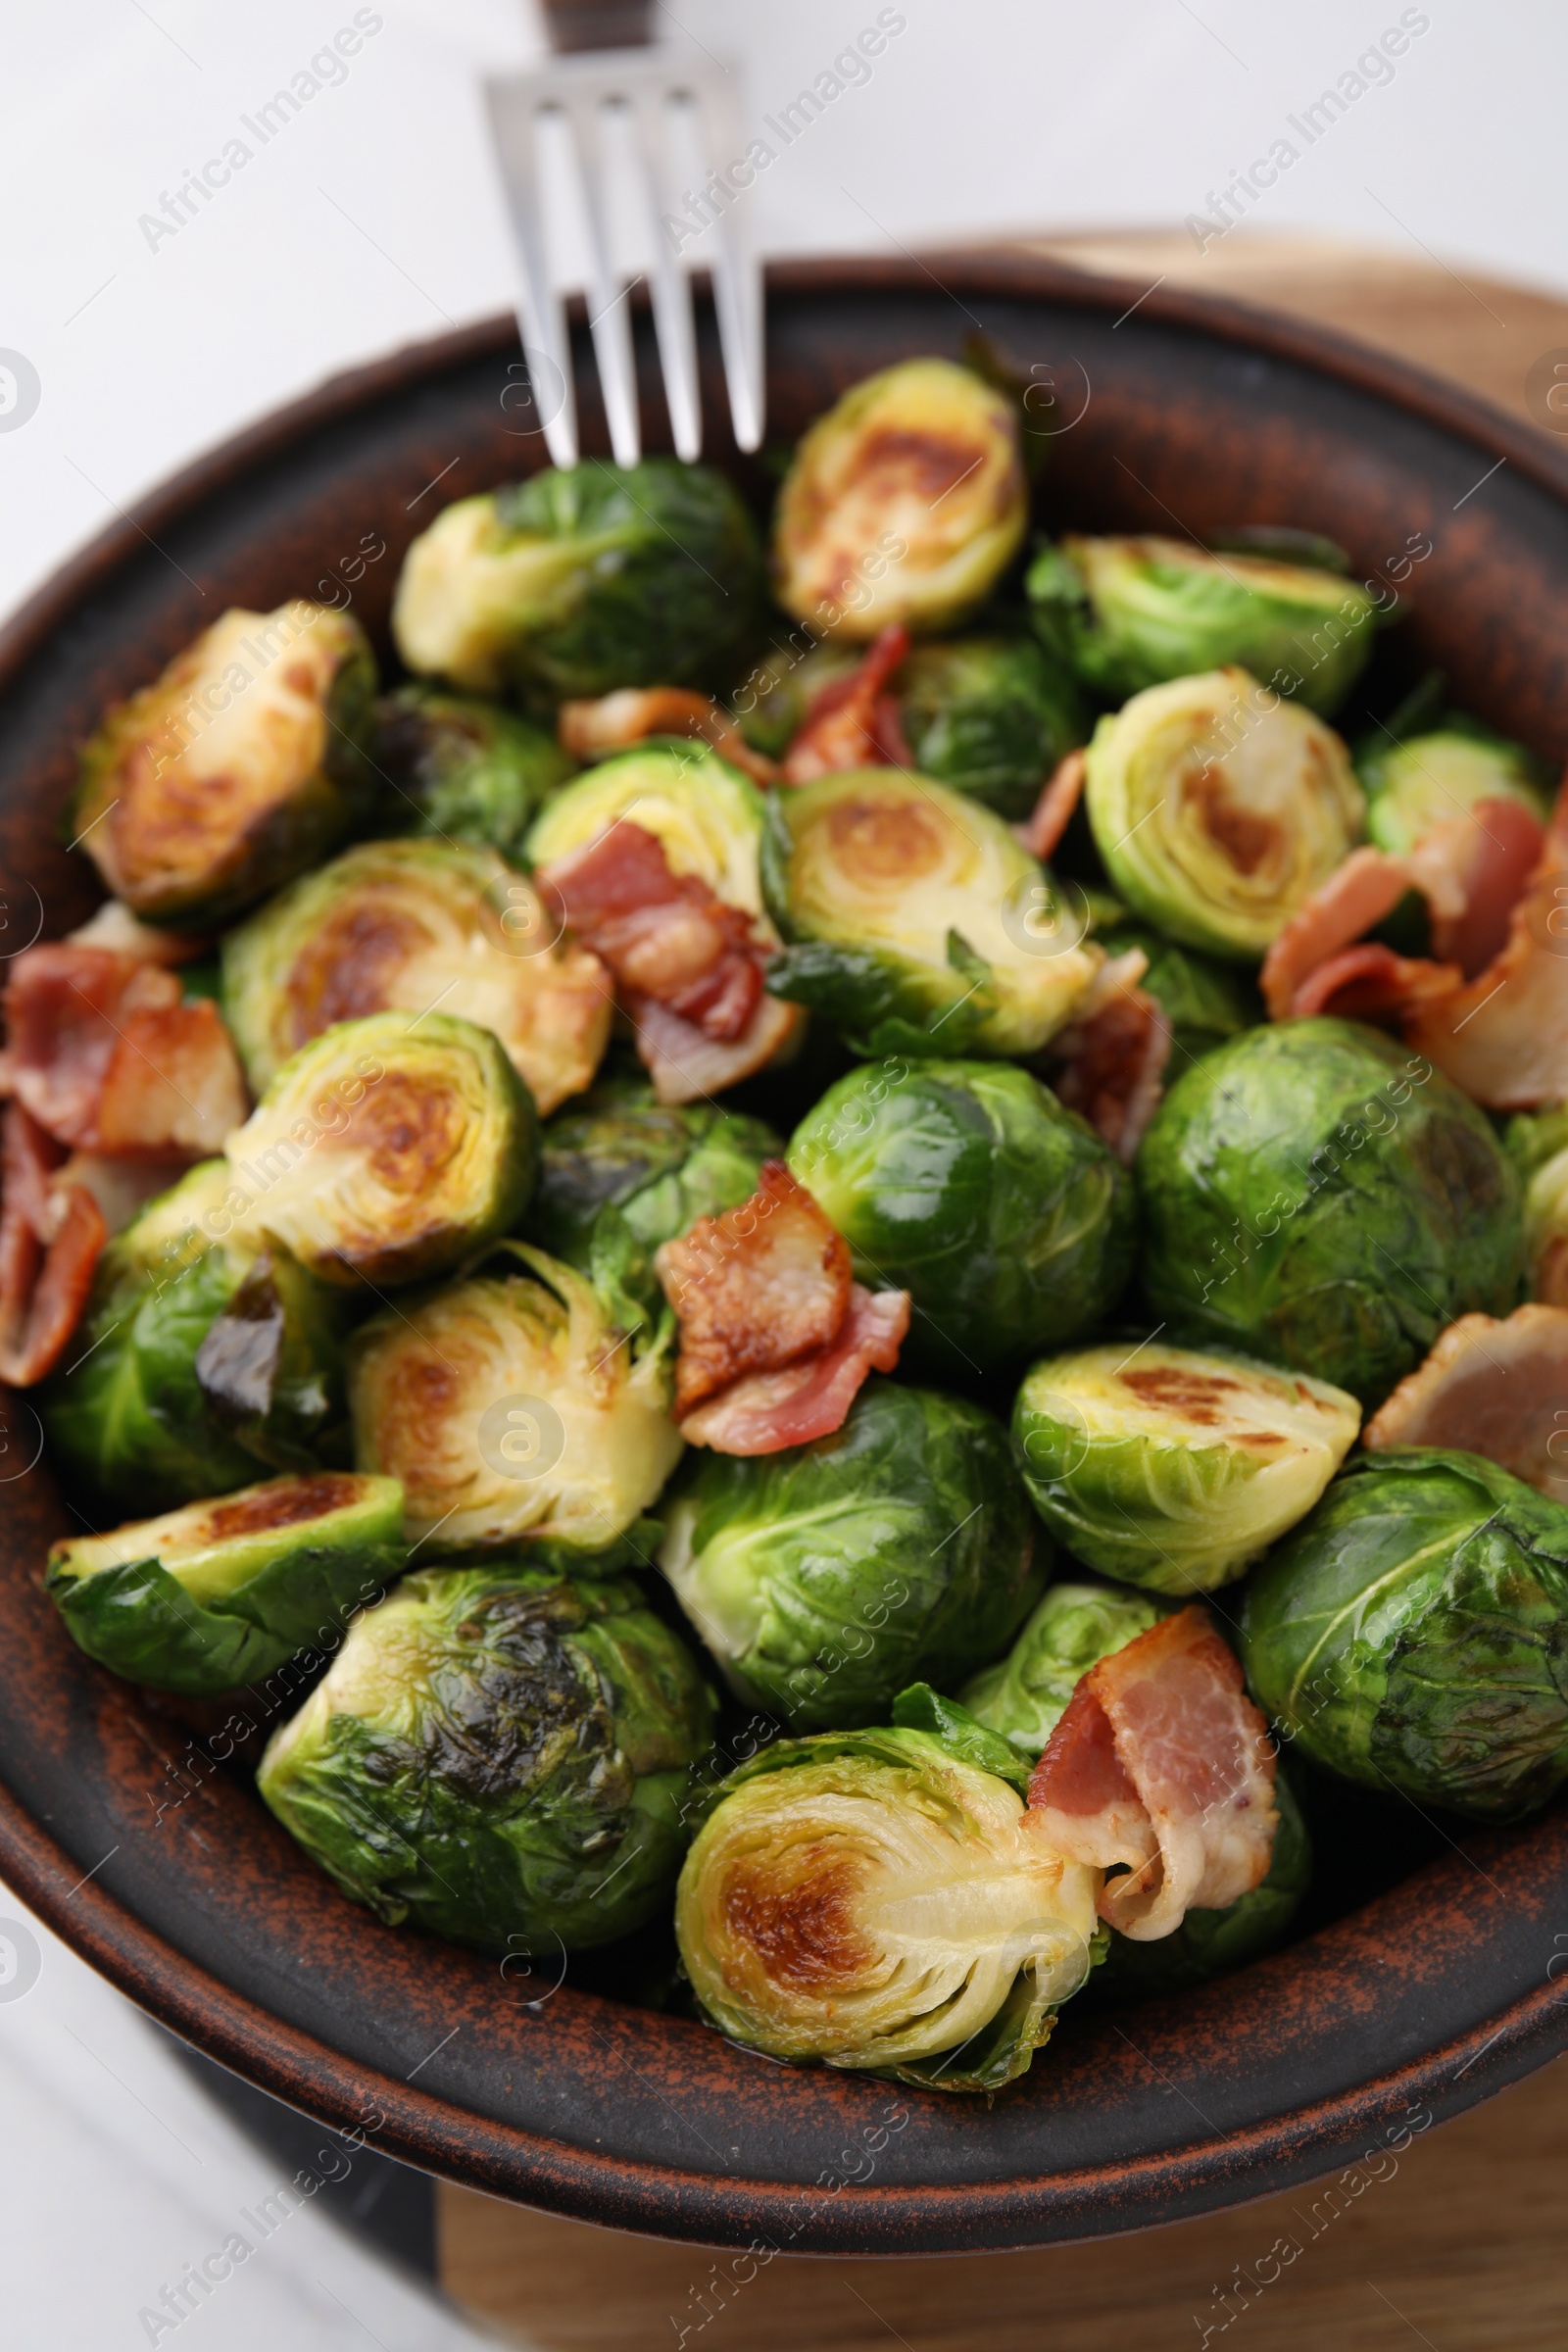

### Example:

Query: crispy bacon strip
xmin=1053 ymin=951 xmax=1171 ymax=1162
xmin=0 ymin=1102 xmax=107 ymax=1387
xmin=1260 ymin=848 xmax=1413 ymax=1021
xmin=678 ymin=1284 xmax=910 ymax=1454
xmin=1364 ymin=1304 xmax=1568 ymax=1496
xmin=557 ymin=688 xmax=779 ymax=787
xmin=1290 ymin=941 xmax=1463 ymax=1023
xmin=634 ymin=994 xmax=802 ymax=1109
xmin=656 ymin=1161 xmax=852 ymax=1415
xmin=1408 ymin=798 xmax=1545 ymax=975
xmin=780 ymin=624 xmax=911 ymax=783
xmin=1016 ymin=749 xmax=1086 ymax=861
xmin=1029 ymin=1606 xmax=1278 ymax=1942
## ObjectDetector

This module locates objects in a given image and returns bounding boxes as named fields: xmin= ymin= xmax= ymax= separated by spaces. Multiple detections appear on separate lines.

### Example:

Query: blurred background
xmin=5 ymin=3 xmax=1568 ymax=2345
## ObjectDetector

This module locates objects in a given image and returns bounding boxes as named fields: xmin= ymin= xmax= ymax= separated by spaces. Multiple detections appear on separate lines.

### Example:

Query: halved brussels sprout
xmin=374 ymin=684 xmax=577 ymax=859
xmin=1027 ymin=534 xmax=1380 ymax=715
xmin=772 ymin=359 xmax=1028 ymax=641
xmin=959 ymin=1579 xmax=1167 ymax=1754
xmin=1084 ymin=668 xmax=1364 ymax=962
xmin=1507 ymin=1102 xmax=1568 ymax=1304
xmin=1137 ymin=1018 xmax=1526 ymax=1406
xmin=220 ymin=838 xmax=611 ymax=1112
xmin=524 ymin=744 xmax=773 ymax=936
xmin=222 ymin=1010 xmax=535 ymax=1289
xmin=675 ymin=1725 xmax=1099 ymax=2087
xmin=392 ymin=462 xmax=762 ymax=705
xmin=1011 ymin=1343 xmax=1361 ymax=1593
xmin=1241 ymin=1449 xmax=1568 ymax=1821
xmin=348 ymin=1241 xmax=682 ymax=1551
xmin=895 ymin=636 xmax=1088 ymax=820
xmin=788 ymin=1059 xmax=1135 ymax=1375
xmin=761 ymin=767 xmax=1100 ymax=1055
xmin=72 ymin=605 xmax=378 ymax=928
xmin=1356 ymin=713 xmax=1553 ymax=857
xmin=1099 ymin=924 xmax=1262 ymax=1071
xmin=658 ymin=1378 xmax=1043 ymax=1733
xmin=258 ymin=1564 xmax=715 ymax=1949
xmin=40 ymin=1160 xmax=350 ymax=1514
xmin=45 ymin=1471 xmax=404 ymax=1696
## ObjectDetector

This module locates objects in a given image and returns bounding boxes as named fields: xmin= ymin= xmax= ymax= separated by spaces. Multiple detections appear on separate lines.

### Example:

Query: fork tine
xmin=633 ymin=91 xmax=702 ymax=461
xmin=569 ymin=94 xmax=643 ymax=468
xmin=663 ymin=83 xmax=765 ymax=455
xmin=485 ymin=82 xmax=580 ymax=469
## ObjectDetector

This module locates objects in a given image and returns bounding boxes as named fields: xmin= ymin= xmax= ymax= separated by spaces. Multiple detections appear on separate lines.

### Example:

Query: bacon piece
xmin=1406 ymin=798 xmax=1545 ymax=977
xmin=1016 ymin=749 xmax=1086 ymax=861
xmin=96 ymin=997 xmax=248 ymax=1152
xmin=49 ymin=1152 xmax=191 ymax=1239
xmin=634 ymin=993 xmax=802 ymax=1108
xmin=1363 ymin=1304 xmax=1568 ymax=1496
xmin=1029 ymin=1606 xmax=1277 ymax=1942
xmin=780 ymin=624 xmax=911 ymax=783
xmin=1052 ymin=951 xmax=1171 ymax=1163
xmin=678 ymin=1284 xmax=910 ymax=1454
xmin=0 ymin=1102 xmax=107 ymax=1387
xmin=656 ymin=1160 xmax=853 ymax=1415
xmin=1260 ymin=848 xmax=1412 ymax=1021
xmin=1289 ymin=941 xmax=1463 ymax=1023
xmin=557 ymin=687 xmax=780 ymax=788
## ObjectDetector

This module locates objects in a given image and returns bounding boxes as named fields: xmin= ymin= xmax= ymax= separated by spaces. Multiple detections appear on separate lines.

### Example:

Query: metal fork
xmin=484 ymin=0 xmax=764 ymax=470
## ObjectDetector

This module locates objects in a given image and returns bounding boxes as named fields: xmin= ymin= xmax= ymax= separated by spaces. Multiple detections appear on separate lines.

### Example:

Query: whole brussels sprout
xmin=895 ymin=637 xmax=1088 ymax=821
xmin=787 ymin=1059 xmax=1135 ymax=1375
xmin=1507 ymin=1102 xmax=1568 ymax=1304
xmin=374 ymin=684 xmax=577 ymax=859
xmin=772 ymin=359 xmax=1028 ymax=641
xmin=220 ymin=837 xmax=611 ymax=1113
xmin=46 ymin=1471 xmax=404 ymax=1696
xmin=1083 ymin=668 xmax=1364 ymax=962
xmin=674 ymin=1724 xmax=1100 ymax=2088
xmin=223 ymin=1010 xmax=537 ymax=1290
xmin=72 ymin=604 xmax=378 ymax=928
xmin=258 ymin=1563 xmax=715 ymax=1950
xmin=959 ymin=1579 xmax=1168 ymax=1753
xmin=1138 ymin=1018 xmax=1525 ymax=1405
xmin=524 ymin=744 xmax=773 ymax=938
xmin=761 ymin=766 xmax=1100 ymax=1055
xmin=658 ymin=1378 xmax=1043 ymax=1732
xmin=1027 ymin=534 xmax=1380 ymax=715
xmin=391 ymin=462 xmax=762 ymax=706
xmin=1356 ymin=712 xmax=1552 ymax=857
xmin=1010 ymin=1343 xmax=1361 ymax=1593
xmin=348 ymin=1241 xmax=682 ymax=1551
xmin=1101 ymin=925 xmax=1261 ymax=1071
xmin=1241 ymin=1449 xmax=1568 ymax=1821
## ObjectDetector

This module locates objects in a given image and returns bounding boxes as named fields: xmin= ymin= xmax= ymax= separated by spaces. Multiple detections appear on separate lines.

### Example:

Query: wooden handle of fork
xmin=540 ymin=0 xmax=652 ymax=49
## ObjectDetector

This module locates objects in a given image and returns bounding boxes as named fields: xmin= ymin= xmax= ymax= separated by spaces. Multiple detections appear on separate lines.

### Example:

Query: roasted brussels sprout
xmin=1507 ymin=1102 xmax=1568 ymax=1304
xmin=374 ymin=684 xmax=577 ymax=859
xmin=959 ymin=1579 xmax=1168 ymax=1754
xmin=258 ymin=1563 xmax=715 ymax=1949
xmin=46 ymin=1471 xmax=404 ymax=1696
xmin=1357 ymin=713 xmax=1552 ymax=857
xmin=40 ymin=1160 xmax=350 ymax=1514
xmin=772 ymin=360 xmax=1028 ymax=642
xmin=896 ymin=637 xmax=1088 ymax=820
xmin=787 ymin=1060 xmax=1135 ymax=1375
xmin=391 ymin=462 xmax=762 ymax=706
xmin=1083 ymin=668 xmax=1364 ymax=962
xmin=222 ymin=1010 xmax=536 ymax=1289
xmin=220 ymin=838 xmax=611 ymax=1113
xmin=674 ymin=1725 xmax=1099 ymax=2088
xmin=72 ymin=605 xmax=378 ymax=928
xmin=658 ymin=1379 xmax=1043 ymax=1733
xmin=1010 ymin=1343 xmax=1361 ymax=1593
xmin=761 ymin=767 xmax=1100 ymax=1055
xmin=1101 ymin=926 xmax=1261 ymax=1070
xmin=1027 ymin=534 xmax=1380 ymax=715
xmin=1241 ymin=1449 xmax=1568 ymax=1821
xmin=525 ymin=744 xmax=773 ymax=937
xmin=348 ymin=1241 xmax=682 ymax=1550
xmin=1138 ymin=1018 xmax=1525 ymax=1405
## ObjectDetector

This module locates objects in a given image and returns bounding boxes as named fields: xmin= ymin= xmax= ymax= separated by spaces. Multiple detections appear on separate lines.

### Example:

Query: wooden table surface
xmin=437 ymin=232 xmax=1568 ymax=2351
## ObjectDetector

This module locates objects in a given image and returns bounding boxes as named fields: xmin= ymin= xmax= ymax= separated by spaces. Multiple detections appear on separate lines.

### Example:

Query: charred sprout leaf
xmin=658 ymin=1378 xmax=1043 ymax=1733
xmin=391 ymin=462 xmax=762 ymax=706
xmin=772 ymin=359 xmax=1028 ymax=641
xmin=223 ymin=1010 xmax=537 ymax=1289
xmin=1027 ymin=535 xmax=1380 ymax=715
xmin=958 ymin=1580 xmax=1169 ymax=1755
xmin=72 ymin=604 xmax=378 ymax=928
xmin=1354 ymin=712 xmax=1553 ymax=857
xmin=1010 ymin=1343 xmax=1361 ymax=1594
xmin=194 ymin=1246 xmax=351 ymax=1471
xmin=788 ymin=1059 xmax=1135 ymax=1376
xmin=257 ymin=1564 xmax=715 ymax=1949
xmin=895 ymin=636 xmax=1088 ymax=821
xmin=373 ymin=683 xmax=577 ymax=859
xmin=524 ymin=743 xmax=775 ymax=939
xmin=1137 ymin=1018 xmax=1526 ymax=1406
xmin=220 ymin=837 xmax=611 ymax=1112
xmin=45 ymin=1471 xmax=404 ymax=1696
xmin=1241 ymin=1449 xmax=1568 ymax=1821
xmin=674 ymin=1724 xmax=1098 ymax=2084
xmin=348 ymin=1240 xmax=682 ymax=1552
xmin=761 ymin=766 xmax=1099 ymax=1055
xmin=1083 ymin=667 xmax=1364 ymax=963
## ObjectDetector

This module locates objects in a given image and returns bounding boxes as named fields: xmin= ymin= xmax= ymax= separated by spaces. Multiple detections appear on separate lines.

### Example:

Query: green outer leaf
xmin=1240 ymin=1449 xmax=1568 ymax=1821
xmin=1354 ymin=715 xmax=1553 ymax=858
xmin=896 ymin=636 xmax=1088 ymax=821
xmin=1101 ymin=927 xmax=1261 ymax=1071
xmin=958 ymin=1579 xmax=1169 ymax=1753
xmin=876 ymin=1963 xmax=1066 ymax=2095
xmin=1135 ymin=1017 xmax=1525 ymax=1406
xmin=889 ymin=1684 xmax=1033 ymax=1794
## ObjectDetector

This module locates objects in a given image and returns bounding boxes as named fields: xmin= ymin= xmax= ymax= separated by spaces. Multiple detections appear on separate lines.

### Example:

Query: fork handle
xmin=540 ymin=0 xmax=652 ymax=49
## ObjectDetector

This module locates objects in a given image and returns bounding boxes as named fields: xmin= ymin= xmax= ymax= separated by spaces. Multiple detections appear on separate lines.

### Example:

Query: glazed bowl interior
xmin=3 ymin=255 xmax=1568 ymax=2254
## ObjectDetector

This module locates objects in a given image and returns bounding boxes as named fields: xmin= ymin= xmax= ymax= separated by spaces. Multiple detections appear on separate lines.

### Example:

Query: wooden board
xmin=437 ymin=234 xmax=1568 ymax=2347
